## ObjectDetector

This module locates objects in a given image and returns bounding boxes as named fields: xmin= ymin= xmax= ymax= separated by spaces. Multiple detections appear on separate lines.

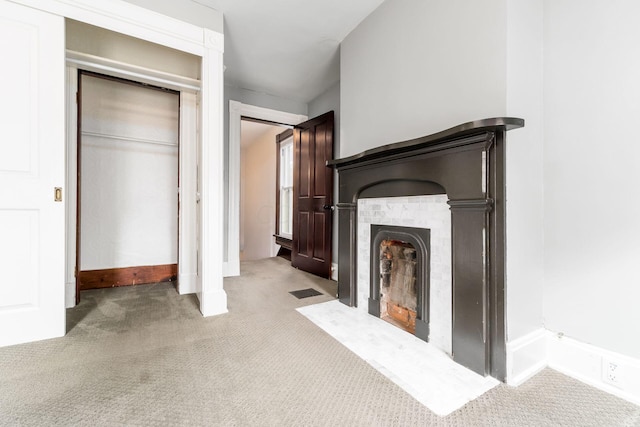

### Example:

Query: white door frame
xmin=225 ymin=101 xmax=307 ymax=276
xmin=64 ymin=66 xmax=200 ymax=306
xmin=11 ymin=0 xmax=227 ymax=318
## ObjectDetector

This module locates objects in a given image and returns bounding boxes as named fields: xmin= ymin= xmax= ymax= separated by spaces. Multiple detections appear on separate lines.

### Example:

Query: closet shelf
xmin=81 ymin=131 xmax=178 ymax=147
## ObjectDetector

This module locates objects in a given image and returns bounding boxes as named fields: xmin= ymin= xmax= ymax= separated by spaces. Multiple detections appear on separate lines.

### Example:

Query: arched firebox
xmin=328 ymin=117 xmax=524 ymax=380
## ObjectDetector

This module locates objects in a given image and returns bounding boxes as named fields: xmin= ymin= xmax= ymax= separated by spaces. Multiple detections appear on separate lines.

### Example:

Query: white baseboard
xmin=506 ymin=328 xmax=548 ymax=386
xmin=177 ymin=273 xmax=197 ymax=295
xmin=199 ymin=289 xmax=228 ymax=317
xmin=548 ymin=333 xmax=640 ymax=406
xmin=507 ymin=329 xmax=640 ymax=405
xmin=223 ymin=260 xmax=240 ymax=277
xmin=331 ymin=262 xmax=338 ymax=281
xmin=65 ymin=281 xmax=76 ymax=308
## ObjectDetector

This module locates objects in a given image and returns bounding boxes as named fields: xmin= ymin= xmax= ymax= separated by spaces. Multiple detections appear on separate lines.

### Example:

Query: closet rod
xmin=81 ymin=131 xmax=178 ymax=147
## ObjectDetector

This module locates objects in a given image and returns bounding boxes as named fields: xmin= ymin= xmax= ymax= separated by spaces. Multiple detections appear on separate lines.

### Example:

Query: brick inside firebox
xmin=379 ymin=239 xmax=418 ymax=334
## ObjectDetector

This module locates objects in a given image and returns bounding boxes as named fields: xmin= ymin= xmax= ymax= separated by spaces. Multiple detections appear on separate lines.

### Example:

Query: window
xmin=278 ymin=136 xmax=293 ymax=238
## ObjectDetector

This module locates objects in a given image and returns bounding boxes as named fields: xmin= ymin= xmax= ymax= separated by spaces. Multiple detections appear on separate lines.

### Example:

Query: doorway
xmin=228 ymin=104 xmax=335 ymax=279
xmin=64 ymin=20 xmax=203 ymax=308
xmin=76 ymin=71 xmax=180 ymax=295
xmin=225 ymin=102 xmax=307 ymax=276
xmin=239 ymin=119 xmax=290 ymax=261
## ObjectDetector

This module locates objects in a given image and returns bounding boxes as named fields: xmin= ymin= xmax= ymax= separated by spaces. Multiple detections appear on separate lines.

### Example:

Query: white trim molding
xmin=506 ymin=328 xmax=640 ymax=405
xmin=225 ymin=101 xmax=307 ymax=277
xmin=506 ymin=328 xmax=548 ymax=386
xmin=17 ymin=0 xmax=225 ymax=319
xmin=10 ymin=0 xmax=205 ymax=56
xmin=66 ymin=50 xmax=201 ymax=93
xmin=65 ymin=65 xmax=79 ymax=309
xmin=178 ymin=91 xmax=198 ymax=296
xmin=548 ymin=333 xmax=640 ymax=406
xmin=198 ymin=28 xmax=227 ymax=316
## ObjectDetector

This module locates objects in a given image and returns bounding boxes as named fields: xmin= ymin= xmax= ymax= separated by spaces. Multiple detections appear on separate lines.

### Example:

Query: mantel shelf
xmin=328 ymin=117 xmax=524 ymax=169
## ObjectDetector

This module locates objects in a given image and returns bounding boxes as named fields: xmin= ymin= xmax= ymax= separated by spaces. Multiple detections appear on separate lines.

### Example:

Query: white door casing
xmin=0 ymin=1 xmax=65 ymax=346
xmin=3 ymin=0 xmax=227 ymax=348
xmin=226 ymin=101 xmax=307 ymax=277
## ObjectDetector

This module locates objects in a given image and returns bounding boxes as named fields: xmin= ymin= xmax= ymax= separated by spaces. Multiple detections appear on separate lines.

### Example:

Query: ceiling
xmin=193 ymin=0 xmax=385 ymax=103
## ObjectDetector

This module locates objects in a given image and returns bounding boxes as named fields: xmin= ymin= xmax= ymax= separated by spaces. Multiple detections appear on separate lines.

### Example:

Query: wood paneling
xmin=78 ymin=264 xmax=177 ymax=290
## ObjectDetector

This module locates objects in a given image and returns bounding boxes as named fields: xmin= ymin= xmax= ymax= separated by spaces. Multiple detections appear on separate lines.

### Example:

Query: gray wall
xmin=543 ymin=0 xmax=640 ymax=359
xmin=340 ymin=0 xmax=508 ymax=157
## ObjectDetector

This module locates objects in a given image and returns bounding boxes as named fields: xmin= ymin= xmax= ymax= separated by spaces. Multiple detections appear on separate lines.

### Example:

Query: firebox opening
xmin=379 ymin=239 xmax=417 ymax=334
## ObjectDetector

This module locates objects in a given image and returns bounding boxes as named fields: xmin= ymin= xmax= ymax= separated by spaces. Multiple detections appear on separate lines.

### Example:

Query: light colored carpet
xmin=0 ymin=257 xmax=638 ymax=426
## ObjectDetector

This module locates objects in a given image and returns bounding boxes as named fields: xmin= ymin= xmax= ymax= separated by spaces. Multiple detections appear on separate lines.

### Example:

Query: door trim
xmin=48 ymin=0 xmax=226 ymax=317
xmin=226 ymin=101 xmax=307 ymax=276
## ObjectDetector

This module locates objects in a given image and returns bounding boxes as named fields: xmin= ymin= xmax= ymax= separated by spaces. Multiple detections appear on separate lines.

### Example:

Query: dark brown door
xmin=291 ymin=111 xmax=334 ymax=278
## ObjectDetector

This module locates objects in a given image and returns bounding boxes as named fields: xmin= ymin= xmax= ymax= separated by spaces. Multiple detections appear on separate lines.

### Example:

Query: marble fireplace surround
xmin=329 ymin=117 xmax=524 ymax=380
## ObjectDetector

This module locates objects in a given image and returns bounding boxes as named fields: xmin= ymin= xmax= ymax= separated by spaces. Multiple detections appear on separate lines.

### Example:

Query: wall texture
xmin=504 ymin=0 xmax=545 ymax=341
xmin=340 ymin=0 xmax=507 ymax=157
xmin=543 ymin=0 xmax=640 ymax=359
xmin=80 ymin=75 xmax=179 ymax=270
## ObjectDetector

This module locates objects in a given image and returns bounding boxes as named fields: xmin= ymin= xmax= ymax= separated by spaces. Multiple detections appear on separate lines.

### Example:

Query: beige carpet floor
xmin=0 ymin=257 xmax=639 ymax=426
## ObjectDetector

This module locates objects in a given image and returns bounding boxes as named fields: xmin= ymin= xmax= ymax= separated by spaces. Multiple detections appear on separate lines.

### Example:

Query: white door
xmin=0 ymin=1 xmax=65 ymax=347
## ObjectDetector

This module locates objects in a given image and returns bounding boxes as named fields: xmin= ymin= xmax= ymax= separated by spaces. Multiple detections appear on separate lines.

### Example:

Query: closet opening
xmin=76 ymin=70 xmax=180 ymax=298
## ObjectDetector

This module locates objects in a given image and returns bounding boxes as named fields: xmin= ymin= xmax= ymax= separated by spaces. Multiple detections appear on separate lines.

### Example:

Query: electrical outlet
xmin=603 ymin=359 xmax=621 ymax=387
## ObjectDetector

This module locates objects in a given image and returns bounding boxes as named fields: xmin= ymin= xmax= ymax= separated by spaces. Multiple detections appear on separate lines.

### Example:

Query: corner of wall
xmin=548 ymin=333 xmax=640 ymax=406
xmin=506 ymin=328 xmax=640 ymax=406
xmin=506 ymin=328 xmax=548 ymax=386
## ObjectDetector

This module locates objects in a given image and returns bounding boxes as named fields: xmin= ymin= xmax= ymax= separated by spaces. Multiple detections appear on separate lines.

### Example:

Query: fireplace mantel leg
xmin=336 ymin=202 xmax=356 ymax=306
xmin=448 ymin=198 xmax=493 ymax=376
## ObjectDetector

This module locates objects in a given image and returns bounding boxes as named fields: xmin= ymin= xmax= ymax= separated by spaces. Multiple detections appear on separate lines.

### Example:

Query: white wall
xmin=239 ymin=124 xmax=282 ymax=261
xmin=80 ymin=74 xmax=179 ymax=270
xmin=340 ymin=0 xmax=508 ymax=157
xmin=543 ymin=0 xmax=640 ymax=359
xmin=505 ymin=0 xmax=545 ymax=341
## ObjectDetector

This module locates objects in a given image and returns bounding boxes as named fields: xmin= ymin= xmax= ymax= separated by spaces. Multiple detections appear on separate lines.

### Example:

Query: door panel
xmin=291 ymin=112 xmax=334 ymax=278
xmin=0 ymin=1 xmax=65 ymax=346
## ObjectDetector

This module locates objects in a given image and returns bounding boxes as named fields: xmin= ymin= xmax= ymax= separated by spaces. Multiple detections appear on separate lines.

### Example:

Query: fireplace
xmin=328 ymin=117 xmax=524 ymax=380
xmin=370 ymin=225 xmax=430 ymax=341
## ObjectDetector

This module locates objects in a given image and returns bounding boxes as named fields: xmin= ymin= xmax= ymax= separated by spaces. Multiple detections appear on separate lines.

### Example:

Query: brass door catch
xmin=54 ymin=187 xmax=62 ymax=202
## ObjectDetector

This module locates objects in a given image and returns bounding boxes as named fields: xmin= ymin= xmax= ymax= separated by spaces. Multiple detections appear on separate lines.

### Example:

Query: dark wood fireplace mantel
xmin=329 ymin=117 xmax=524 ymax=380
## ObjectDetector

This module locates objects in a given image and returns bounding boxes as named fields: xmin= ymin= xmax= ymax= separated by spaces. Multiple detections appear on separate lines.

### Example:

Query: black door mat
xmin=289 ymin=288 xmax=323 ymax=299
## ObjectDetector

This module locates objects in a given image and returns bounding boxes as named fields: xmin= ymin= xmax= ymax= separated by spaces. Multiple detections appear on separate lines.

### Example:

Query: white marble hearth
xmin=297 ymin=300 xmax=499 ymax=417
